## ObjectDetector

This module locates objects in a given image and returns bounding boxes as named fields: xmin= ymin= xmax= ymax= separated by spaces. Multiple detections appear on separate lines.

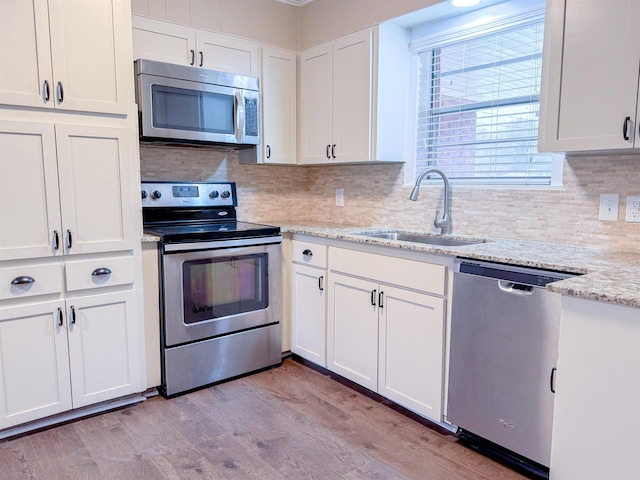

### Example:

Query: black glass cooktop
xmin=144 ymin=221 xmax=280 ymax=244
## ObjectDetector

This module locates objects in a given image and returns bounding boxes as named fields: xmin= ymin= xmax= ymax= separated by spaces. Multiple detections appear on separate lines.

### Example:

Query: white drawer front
xmin=330 ymin=247 xmax=446 ymax=296
xmin=65 ymin=257 xmax=135 ymax=292
xmin=0 ymin=264 xmax=63 ymax=300
xmin=292 ymin=240 xmax=327 ymax=268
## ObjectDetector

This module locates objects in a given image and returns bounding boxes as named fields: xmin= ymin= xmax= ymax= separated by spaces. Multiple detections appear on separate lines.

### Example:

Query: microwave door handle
xmin=235 ymin=91 xmax=245 ymax=143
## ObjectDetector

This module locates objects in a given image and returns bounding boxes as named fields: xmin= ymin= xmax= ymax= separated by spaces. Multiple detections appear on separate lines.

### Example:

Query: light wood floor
xmin=0 ymin=359 xmax=525 ymax=480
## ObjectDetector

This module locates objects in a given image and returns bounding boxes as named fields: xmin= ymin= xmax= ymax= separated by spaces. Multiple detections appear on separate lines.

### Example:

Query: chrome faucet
xmin=409 ymin=168 xmax=452 ymax=235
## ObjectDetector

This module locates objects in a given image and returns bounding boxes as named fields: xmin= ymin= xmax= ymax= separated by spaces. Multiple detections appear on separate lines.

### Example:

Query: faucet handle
xmin=434 ymin=210 xmax=443 ymax=228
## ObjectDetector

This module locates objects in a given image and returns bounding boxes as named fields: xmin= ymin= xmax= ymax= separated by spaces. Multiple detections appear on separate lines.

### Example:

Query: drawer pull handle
xmin=91 ymin=267 xmax=112 ymax=276
xmin=302 ymin=249 xmax=313 ymax=257
xmin=66 ymin=229 xmax=72 ymax=250
xmin=11 ymin=276 xmax=35 ymax=285
xmin=331 ymin=144 xmax=336 ymax=159
xmin=623 ymin=116 xmax=631 ymax=141
xmin=199 ymin=51 xmax=203 ymax=67
xmin=70 ymin=306 xmax=76 ymax=325
xmin=266 ymin=145 xmax=271 ymax=159
xmin=550 ymin=367 xmax=557 ymax=393
xmin=371 ymin=289 xmax=377 ymax=306
xmin=43 ymin=80 xmax=50 ymax=102
xmin=53 ymin=230 xmax=60 ymax=250
xmin=326 ymin=144 xmax=331 ymax=159
xmin=56 ymin=82 xmax=64 ymax=103
xmin=190 ymin=49 xmax=195 ymax=65
xmin=378 ymin=291 xmax=384 ymax=308
xmin=57 ymin=307 xmax=63 ymax=327
xmin=318 ymin=275 xmax=324 ymax=291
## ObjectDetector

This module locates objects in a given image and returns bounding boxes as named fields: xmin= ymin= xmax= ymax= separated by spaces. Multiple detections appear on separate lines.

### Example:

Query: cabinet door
xmin=327 ymin=273 xmax=378 ymax=390
xmin=0 ymin=120 xmax=62 ymax=261
xmin=197 ymin=31 xmax=259 ymax=76
xmin=332 ymin=29 xmax=372 ymax=163
xmin=47 ymin=0 xmax=130 ymax=114
xmin=539 ymin=0 xmax=640 ymax=151
xmin=262 ymin=47 xmax=297 ymax=165
xmin=66 ymin=291 xmax=141 ymax=408
xmin=550 ymin=298 xmax=640 ymax=480
xmin=378 ymin=286 xmax=445 ymax=420
xmin=0 ymin=0 xmax=53 ymax=108
xmin=55 ymin=124 xmax=136 ymax=255
xmin=132 ymin=15 xmax=196 ymax=66
xmin=0 ymin=301 xmax=72 ymax=429
xmin=291 ymin=263 xmax=326 ymax=365
xmin=299 ymin=43 xmax=333 ymax=165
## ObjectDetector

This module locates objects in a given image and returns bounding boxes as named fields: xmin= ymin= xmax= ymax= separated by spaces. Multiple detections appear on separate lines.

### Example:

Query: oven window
xmin=182 ymin=254 xmax=268 ymax=324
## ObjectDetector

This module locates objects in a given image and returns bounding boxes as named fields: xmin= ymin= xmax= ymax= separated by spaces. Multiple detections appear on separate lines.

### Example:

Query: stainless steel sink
xmin=354 ymin=231 xmax=485 ymax=247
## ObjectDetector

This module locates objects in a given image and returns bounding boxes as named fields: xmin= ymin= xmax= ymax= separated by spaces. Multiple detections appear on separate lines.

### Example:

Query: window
xmin=412 ymin=12 xmax=558 ymax=185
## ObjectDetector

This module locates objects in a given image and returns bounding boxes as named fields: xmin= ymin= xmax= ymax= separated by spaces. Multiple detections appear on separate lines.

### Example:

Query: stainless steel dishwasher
xmin=447 ymin=259 xmax=574 ymax=477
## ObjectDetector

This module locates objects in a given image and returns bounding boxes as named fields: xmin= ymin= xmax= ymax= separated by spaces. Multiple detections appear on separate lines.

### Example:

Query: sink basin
xmin=355 ymin=231 xmax=485 ymax=247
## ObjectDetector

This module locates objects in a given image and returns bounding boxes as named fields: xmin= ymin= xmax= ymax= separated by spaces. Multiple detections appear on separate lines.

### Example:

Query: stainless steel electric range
xmin=142 ymin=181 xmax=282 ymax=397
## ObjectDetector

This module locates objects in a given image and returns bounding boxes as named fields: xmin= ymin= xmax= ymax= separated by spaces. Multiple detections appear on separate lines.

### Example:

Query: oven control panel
xmin=141 ymin=182 xmax=237 ymax=207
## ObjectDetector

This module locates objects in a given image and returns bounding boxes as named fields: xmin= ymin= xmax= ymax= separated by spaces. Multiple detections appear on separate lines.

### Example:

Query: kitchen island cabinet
xmin=550 ymin=297 xmax=640 ymax=480
xmin=0 ymin=0 xmax=131 ymax=114
xmin=539 ymin=0 xmax=640 ymax=152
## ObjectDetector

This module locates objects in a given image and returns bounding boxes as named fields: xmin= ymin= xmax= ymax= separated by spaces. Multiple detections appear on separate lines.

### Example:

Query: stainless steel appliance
xmin=142 ymin=181 xmax=281 ymax=397
xmin=447 ymin=259 xmax=574 ymax=477
xmin=134 ymin=59 xmax=260 ymax=147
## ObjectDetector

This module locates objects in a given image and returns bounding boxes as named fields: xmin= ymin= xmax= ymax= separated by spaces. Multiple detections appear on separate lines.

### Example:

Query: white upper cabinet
xmin=261 ymin=47 xmax=297 ymax=164
xmin=538 ymin=0 xmax=640 ymax=152
xmin=132 ymin=15 xmax=260 ymax=77
xmin=0 ymin=120 xmax=136 ymax=261
xmin=299 ymin=24 xmax=410 ymax=165
xmin=0 ymin=0 xmax=130 ymax=115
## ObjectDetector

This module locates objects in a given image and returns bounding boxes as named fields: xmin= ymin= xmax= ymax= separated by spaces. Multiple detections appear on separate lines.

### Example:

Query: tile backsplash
xmin=140 ymin=145 xmax=640 ymax=253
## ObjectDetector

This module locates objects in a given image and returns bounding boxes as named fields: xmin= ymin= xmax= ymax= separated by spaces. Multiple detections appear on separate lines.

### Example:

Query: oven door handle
xmin=163 ymin=235 xmax=282 ymax=253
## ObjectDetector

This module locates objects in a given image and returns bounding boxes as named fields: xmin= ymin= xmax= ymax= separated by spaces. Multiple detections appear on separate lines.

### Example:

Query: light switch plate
xmin=599 ymin=194 xmax=619 ymax=221
xmin=625 ymin=196 xmax=640 ymax=222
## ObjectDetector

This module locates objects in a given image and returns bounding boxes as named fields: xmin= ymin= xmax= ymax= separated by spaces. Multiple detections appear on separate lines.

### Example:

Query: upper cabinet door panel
xmin=299 ymin=44 xmax=333 ymax=164
xmin=0 ymin=121 xmax=62 ymax=261
xmin=332 ymin=29 xmax=372 ymax=163
xmin=196 ymin=31 xmax=259 ymax=76
xmin=0 ymin=0 xmax=53 ymax=108
xmin=132 ymin=15 xmax=196 ymax=66
xmin=55 ymin=124 xmax=135 ymax=255
xmin=539 ymin=0 xmax=640 ymax=152
xmin=262 ymin=47 xmax=297 ymax=165
xmin=47 ymin=0 xmax=130 ymax=114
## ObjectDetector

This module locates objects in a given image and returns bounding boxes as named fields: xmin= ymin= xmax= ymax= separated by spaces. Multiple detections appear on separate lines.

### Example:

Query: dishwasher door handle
xmin=497 ymin=280 xmax=535 ymax=296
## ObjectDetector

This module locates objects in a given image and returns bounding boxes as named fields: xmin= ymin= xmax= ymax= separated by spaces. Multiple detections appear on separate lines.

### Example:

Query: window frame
xmin=403 ymin=8 xmax=563 ymax=188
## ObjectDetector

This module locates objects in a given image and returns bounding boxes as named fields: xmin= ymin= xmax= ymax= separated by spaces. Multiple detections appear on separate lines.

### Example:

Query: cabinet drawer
xmin=292 ymin=240 xmax=327 ymax=268
xmin=65 ymin=257 xmax=135 ymax=292
xmin=0 ymin=264 xmax=63 ymax=300
xmin=330 ymin=247 xmax=446 ymax=296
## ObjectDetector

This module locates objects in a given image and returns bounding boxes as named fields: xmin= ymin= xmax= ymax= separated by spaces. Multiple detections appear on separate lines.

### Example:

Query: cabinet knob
xmin=302 ymin=249 xmax=313 ymax=257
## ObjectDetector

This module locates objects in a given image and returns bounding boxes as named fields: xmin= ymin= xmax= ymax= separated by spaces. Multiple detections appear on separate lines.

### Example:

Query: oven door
xmin=161 ymin=241 xmax=281 ymax=347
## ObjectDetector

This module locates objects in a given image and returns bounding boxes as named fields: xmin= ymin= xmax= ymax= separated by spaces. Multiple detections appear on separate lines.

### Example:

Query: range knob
xmin=151 ymin=190 xmax=162 ymax=199
xmin=221 ymin=190 xmax=231 ymax=199
xmin=209 ymin=190 xmax=219 ymax=199
xmin=141 ymin=190 xmax=148 ymax=200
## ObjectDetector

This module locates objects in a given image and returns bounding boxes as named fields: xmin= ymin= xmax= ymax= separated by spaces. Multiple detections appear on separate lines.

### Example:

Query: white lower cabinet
xmin=326 ymin=246 xmax=447 ymax=422
xmin=0 ymin=300 xmax=72 ymax=429
xmin=0 ymin=291 xmax=141 ymax=430
xmin=550 ymin=297 xmax=640 ymax=480
xmin=291 ymin=263 xmax=327 ymax=366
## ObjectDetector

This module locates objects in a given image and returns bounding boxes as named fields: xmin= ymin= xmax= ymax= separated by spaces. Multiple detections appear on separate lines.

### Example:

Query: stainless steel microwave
xmin=134 ymin=59 xmax=260 ymax=147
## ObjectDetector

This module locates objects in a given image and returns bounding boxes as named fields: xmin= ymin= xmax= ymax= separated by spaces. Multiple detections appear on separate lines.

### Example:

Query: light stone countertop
xmin=276 ymin=222 xmax=640 ymax=310
xmin=141 ymin=233 xmax=161 ymax=243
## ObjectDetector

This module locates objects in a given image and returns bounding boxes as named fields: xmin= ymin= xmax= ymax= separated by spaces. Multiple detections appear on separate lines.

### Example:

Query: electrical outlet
xmin=598 ymin=194 xmax=619 ymax=221
xmin=335 ymin=188 xmax=344 ymax=207
xmin=625 ymin=196 xmax=640 ymax=223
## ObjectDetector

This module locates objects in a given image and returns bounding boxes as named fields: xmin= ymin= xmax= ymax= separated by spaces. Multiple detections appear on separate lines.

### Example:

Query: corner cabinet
xmin=538 ymin=0 xmax=640 ymax=152
xmin=131 ymin=15 xmax=260 ymax=77
xmin=299 ymin=24 xmax=410 ymax=165
xmin=327 ymin=247 xmax=447 ymax=421
xmin=0 ymin=120 xmax=136 ymax=261
xmin=0 ymin=0 xmax=131 ymax=114
xmin=549 ymin=297 xmax=640 ymax=480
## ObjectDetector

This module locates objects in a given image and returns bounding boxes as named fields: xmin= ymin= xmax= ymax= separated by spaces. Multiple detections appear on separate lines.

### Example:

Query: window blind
xmin=415 ymin=18 xmax=553 ymax=185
